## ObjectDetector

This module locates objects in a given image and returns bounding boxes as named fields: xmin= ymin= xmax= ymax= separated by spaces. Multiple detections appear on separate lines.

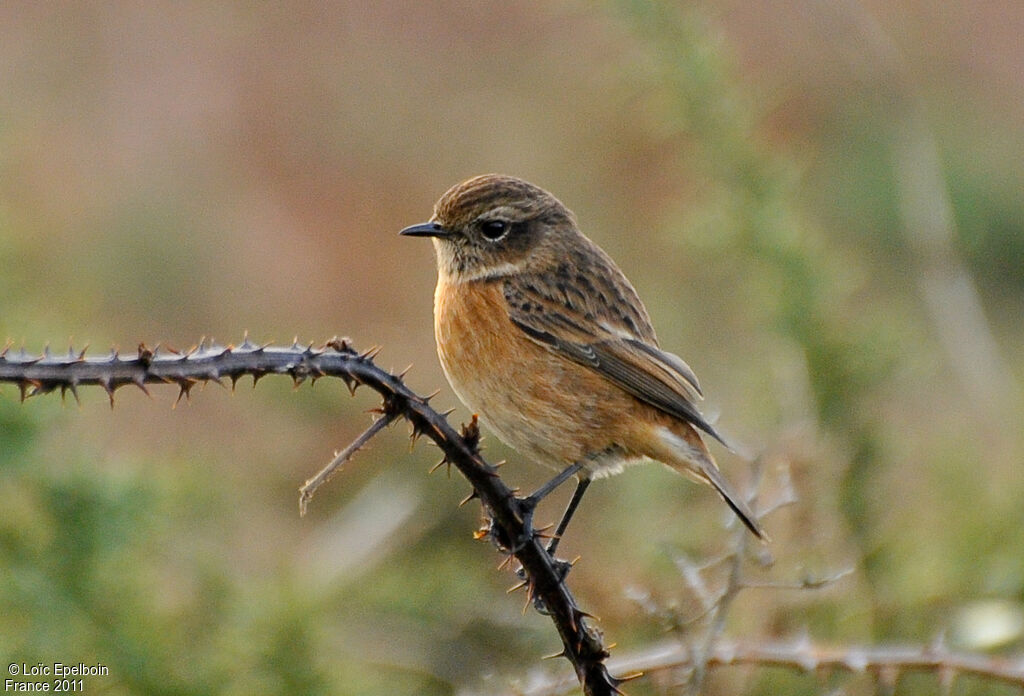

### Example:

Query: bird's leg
xmin=546 ymin=476 xmax=591 ymax=556
xmin=510 ymin=463 xmax=588 ymax=615
xmin=517 ymin=461 xmax=584 ymax=546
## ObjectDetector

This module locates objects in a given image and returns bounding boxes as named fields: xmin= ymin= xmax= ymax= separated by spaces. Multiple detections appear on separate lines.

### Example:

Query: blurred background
xmin=1 ymin=2 xmax=1022 ymax=694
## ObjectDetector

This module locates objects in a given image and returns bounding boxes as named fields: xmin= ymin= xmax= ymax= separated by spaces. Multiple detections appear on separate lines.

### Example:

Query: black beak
xmin=399 ymin=221 xmax=449 ymax=238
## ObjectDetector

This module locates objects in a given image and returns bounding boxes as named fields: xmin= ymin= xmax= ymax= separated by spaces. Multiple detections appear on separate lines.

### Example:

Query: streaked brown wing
xmin=503 ymin=272 xmax=727 ymax=446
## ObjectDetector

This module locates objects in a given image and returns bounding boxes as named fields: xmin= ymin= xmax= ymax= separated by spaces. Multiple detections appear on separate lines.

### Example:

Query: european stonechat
xmin=401 ymin=174 xmax=766 ymax=546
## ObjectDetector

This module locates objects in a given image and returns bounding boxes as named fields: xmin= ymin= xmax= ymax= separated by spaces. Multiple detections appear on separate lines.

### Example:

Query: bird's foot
xmin=478 ymin=496 xmax=546 ymax=554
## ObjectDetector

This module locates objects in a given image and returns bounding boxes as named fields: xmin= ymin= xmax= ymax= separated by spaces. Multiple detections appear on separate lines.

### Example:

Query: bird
xmin=401 ymin=174 xmax=766 ymax=550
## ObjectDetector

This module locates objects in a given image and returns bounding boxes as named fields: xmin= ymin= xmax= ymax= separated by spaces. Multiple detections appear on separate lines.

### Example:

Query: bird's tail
xmin=647 ymin=424 xmax=768 ymax=541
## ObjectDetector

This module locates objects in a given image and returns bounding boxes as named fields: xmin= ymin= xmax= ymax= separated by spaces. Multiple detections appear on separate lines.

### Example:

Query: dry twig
xmin=501 ymin=637 xmax=1024 ymax=696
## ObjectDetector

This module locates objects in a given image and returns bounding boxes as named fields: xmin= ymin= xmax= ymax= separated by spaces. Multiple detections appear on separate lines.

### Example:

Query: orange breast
xmin=433 ymin=276 xmax=646 ymax=471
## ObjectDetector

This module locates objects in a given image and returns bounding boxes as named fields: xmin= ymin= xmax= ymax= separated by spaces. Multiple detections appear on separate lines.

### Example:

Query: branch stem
xmin=299 ymin=410 xmax=399 ymax=516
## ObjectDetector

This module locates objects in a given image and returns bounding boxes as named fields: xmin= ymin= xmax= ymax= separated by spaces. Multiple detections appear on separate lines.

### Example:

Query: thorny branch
xmin=0 ymin=337 xmax=623 ymax=696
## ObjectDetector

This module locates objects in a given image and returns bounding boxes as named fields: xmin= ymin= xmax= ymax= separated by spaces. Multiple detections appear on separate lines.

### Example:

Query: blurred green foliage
xmin=1 ymin=2 xmax=1022 ymax=694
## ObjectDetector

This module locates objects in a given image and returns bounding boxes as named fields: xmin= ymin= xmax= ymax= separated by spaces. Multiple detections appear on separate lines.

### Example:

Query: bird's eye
xmin=480 ymin=220 xmax=509 ymax=241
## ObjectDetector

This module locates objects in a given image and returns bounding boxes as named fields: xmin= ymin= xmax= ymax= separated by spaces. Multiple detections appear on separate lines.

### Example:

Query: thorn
xmin=397 ymin=364 xmax=413 ymax=379
xmin=458 ymin=490 xmax=479 ymax=507
xmin=43 ymin=343 xmax=51 ymax=359
xmin=428 ymin=457 xmax=449 ymax=474
xmin=609 ymin=674 xmax=638 ymax=696
xmin=359 ymin=345 xmax=382 ymax=360
xmin=541 ymin=650 xmax=567 ymax=661
xmin=408 ymin=427 xmax=422 ymax=450
xmin=132 ymin=374 xmax=152 ymax=397
xmin=174 ymin=379 xmax=197 ymax=406
xmin=440 ymin=407 xmax=456 ymax=417
xmin=567 ymin=610 xmax=580 ymax=634
xmin=17 ymin=351 xmax=42 ymax=366
xmin=62 ymin=381 xmax=82 ymax=406
xmin=506 ymin=579 xmax=528 ymax=594
xmin=99 ymin=377 xmax=115 ymax=408
xmin=422 ymin=388 xmax=441 ymax=403
xmin=522 ymin=588 xmax=535 ymax=614
xmin=342 ymin=376 xmax=359 ymax=396
xmin=614 ymin=670 xmax=643 ymax=684
xmin=568 ymin=608 xmax=599 ymax=635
